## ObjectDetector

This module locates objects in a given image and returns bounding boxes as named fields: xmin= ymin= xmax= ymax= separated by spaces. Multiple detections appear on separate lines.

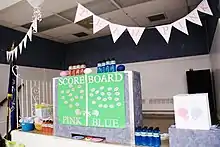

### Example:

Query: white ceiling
xmin=0 ymin=0 xmax=201 ymax=44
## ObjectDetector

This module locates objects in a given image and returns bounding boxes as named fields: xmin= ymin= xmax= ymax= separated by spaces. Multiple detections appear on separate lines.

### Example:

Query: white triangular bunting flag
xmin=127 ymin=27 xmax=145 ymax=45
xmin=27 ymin=28 xmax=33 ymax=41
xmin=14 ymin=47 xmax=18 ymax=59
xmin=109 ymin=23 xmax=126 ymax=43
xmin=93 ymin=15 xmax=109 ymax=34
xmin=6 ymin=51 xmax=9 ymax=62
xmin=8 ymin=51 xmax=12 ymax=61
xmin=32 ymin=18 xmax=38 ymax=33
xmin=23 ymin=35 xmax=28 ymax=48
xmin=186 ymin=9 xmax=202 ymax=26
xmin=74 ymin=3 xmax=93 ymax=23
xmin=197 ymin=0 xmax=213 ymax=16
xmin=19 ymin=42 xmax=23 ymax=54
xmin=11 ymin=51 xmax=14 ymax=61
xmin=156 ymin=24 xmax=172 ymax=43
xmin=172 ymin=18 xmax=189 ymax=35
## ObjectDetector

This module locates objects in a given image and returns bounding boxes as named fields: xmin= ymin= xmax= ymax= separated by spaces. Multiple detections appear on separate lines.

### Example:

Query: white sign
xmin=173 ymin=93 xmax=211 ymax=130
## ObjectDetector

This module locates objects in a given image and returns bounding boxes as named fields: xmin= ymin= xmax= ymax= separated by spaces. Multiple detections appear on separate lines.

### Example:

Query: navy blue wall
xmin=66 ymin=19 xmax=209 ymax=68
xmin=0 ymin=26 xmax=66 ymax=70
xmin=205 ymin=0 xmax=220 ymax=49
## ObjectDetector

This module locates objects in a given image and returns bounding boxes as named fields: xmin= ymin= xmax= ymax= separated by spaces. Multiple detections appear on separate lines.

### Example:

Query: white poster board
xmin=173 ymin=93 xmax=211 ymax=130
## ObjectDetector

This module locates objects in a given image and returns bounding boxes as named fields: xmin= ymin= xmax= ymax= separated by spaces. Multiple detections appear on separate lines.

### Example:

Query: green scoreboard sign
xmin=57 ymin=72 xmax=126 ymax=128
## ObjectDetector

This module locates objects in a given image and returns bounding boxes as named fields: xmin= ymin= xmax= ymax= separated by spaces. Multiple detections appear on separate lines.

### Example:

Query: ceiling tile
xmin=58 ymin=0 xmax=118 ymax=22
xmin=13 ymin=26 xmax=28 ymax=33
xmin=37 ymin=15 xmax=71 ymax=32
xmin=0 ymin=0 xmax=53 ymax=26
xmin=0 ymin=0 xmax=22 ymax=11
xmin=56 ymin=34 xmax=79 ymax=42
xmin=187 ymin=0 xmax=201 ymax=6
xmin=123 ymin=0 xmax=187 ymax=26
xmin=0 ymin=20 xmax=17 ymax=28
xmin=114 ymin=0 xmax=154 ymax=8
xmin=41 ymin=23 xmax=91 ymax=37
xmin=58 ymin=8 xmax=77 ymax=22
xmin=100 ymin=9 xmax=137 ymax=26
xmin=41 ymin=0 xmax=93 ymax=14
xmin=84 ymin=0 xmax=118 ymax=15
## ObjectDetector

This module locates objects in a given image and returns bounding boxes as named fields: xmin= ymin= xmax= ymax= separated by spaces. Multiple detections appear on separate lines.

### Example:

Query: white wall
xmin=125 ymin=55 xmax=211 ymax=111
xmin=91 ymin=55 xmax=211 ymax=112
xmin=0 ymin=64 xmax=61 ymax=135
xmin=210 ymin=19 xmax=220 ymax=117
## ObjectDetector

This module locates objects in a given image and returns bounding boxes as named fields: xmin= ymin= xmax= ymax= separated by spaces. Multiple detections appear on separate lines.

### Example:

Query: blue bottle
xmin=97 ymin=62 xmax=102 ymax=73
xmin=135 ymin=127 xmax=142 ymax=146
xmin=109 ymin=59 xmax=116 ymax=72
xmin=141 ymin=126 xmax=148 ymax=146
xmin=105 ymin=60 xmax=111 ymax=73
xmin=153 ymin=127 xmax=161 ymax=147
xmin=101 ymin=60 xmax=106 ymax=73
xmin=147 ymin=127 xmax=153 ymax=146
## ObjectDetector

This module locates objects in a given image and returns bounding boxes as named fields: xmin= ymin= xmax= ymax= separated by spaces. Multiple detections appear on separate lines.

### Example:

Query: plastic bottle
xmin=80 ymin=64 xmax=86 ymax=75
xmin=141 ymin=126 xmax=148 ymax=146
xmin=72 ymin=65 xmax=76 ymax=76
xmin=101 ymin=61 xmax=106 ymax=73
xmin=105 ymin=60 xmax=111 ymax=73
xmin=154 ymin=127 xmax=161 ymax=147
xmin=110 ymin=59 xmax=116 ymax=72
xmin=68 ymin=66 xmax=73 ymax=76
xmin=97 ymin=62 xmax=102 ymax=73
xmin=135 ymin=127 xmax=142 ymax=146
xmin=147 ymin=127 xmax=153 ymax=146
xmin=75 ymin=65 xmax=81 ymax=75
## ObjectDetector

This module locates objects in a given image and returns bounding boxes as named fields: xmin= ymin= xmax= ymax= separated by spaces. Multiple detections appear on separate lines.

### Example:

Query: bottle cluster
xmin=68 ymin=64 xmax=86 ymax=76
xmin=135 ymin=126 xmax=161 ymax=146
xmin=97 ymin=59 xmax=116 ymax=73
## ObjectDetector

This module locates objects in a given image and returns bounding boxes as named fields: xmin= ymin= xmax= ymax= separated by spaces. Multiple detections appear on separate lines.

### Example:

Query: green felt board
xmin=57 ymin=72 xmax=126 ymax=128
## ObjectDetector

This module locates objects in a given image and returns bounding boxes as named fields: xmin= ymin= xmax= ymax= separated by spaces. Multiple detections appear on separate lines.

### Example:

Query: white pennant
xmin=10 ymin=51 xmax=14 ymax=61
xmin=186 ymin=9 xmax=202 ymax=26
xmin=14 ymin=47 xmax=18 ymax=59
xmin=19 ymin=42 xmax=23 ymax=54
xmin=93 ymin=15 xmax=109 ymax=34
xmin=23 ymin=35 xmax=28 ymax=48
xmin=156 ymin=24 xmax=172 ymax=43
xmin=6 ymin=51 xmax=9 ymax=62
xmin=197 ymin=0 xmax=213 ymax=16
xmin=9 ymin=52 xmax=12 ymax=61
xmin=32 ymin=18 xmax=38 ymax=33
xmin=74 ymin=3 xmax=93 ymax=23
xmin=27 ymin=28 xmax=33 ymax=41
xmin=109 ymin=23 xmax=126 ymax=43
xmin=172 ymin=18 xmax=189 ymax=35
xmin=127 ymin=27 xmax=145 ymax=45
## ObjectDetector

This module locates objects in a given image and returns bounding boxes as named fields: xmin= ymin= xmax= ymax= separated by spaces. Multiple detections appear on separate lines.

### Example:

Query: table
xmin=11 ymin=130 xmax=169 ymax=147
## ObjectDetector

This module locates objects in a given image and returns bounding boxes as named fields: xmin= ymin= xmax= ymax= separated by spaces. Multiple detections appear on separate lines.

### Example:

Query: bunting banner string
xmin=6 ymin=18 xmax=38 ymax=62
xmin=5 ymin=0 xmax=44 ymax=62
xmin=74 ymin=0 xmax=213 ymax=45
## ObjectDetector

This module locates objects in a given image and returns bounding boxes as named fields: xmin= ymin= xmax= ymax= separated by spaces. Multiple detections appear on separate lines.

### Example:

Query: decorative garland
xmin=4 ymin=0 xmax=214 ymax=61
xmin=74 ymin=0 xmax=213 ymax=45
xmin=6 ymin=0 xmax=44 ymax=62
